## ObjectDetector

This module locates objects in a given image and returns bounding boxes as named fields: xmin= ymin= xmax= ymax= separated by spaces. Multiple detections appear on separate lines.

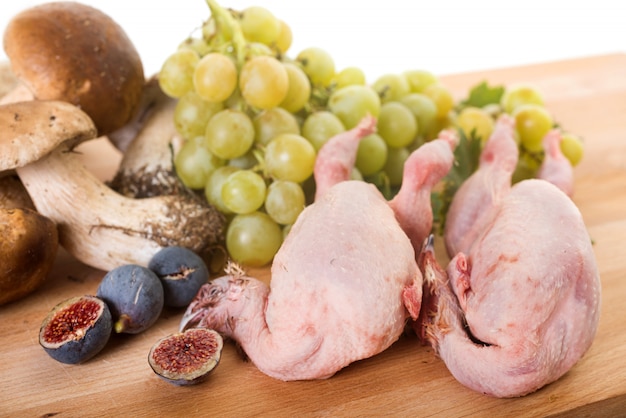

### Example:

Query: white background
xmin=1 ymin=0 xmax=625 ymax=81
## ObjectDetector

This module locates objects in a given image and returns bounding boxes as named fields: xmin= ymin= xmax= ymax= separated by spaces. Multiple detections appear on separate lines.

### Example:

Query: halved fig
xmin=39 ymin=295 xmax=112 ymax=364
xmin=148 ymin=327 xmax=223 ymax=386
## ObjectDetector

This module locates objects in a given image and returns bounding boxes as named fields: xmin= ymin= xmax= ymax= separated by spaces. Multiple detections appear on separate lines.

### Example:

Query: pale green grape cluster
xmin=452 ymin=83 xmax=585 ymax=182
xmin=159 ymin=0 xmax=318 ymax=267
xmin=160 ymin=0 xmax=584 ymax=267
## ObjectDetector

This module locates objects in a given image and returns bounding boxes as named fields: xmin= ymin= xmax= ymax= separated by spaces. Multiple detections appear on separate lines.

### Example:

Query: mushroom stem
xmin=108 ymin=80 xmax=185 ymax=198
xmin=0 ymin=100 xmax=224 ymax=272
xmin=17 ymin=144 xmax=224 ymax=271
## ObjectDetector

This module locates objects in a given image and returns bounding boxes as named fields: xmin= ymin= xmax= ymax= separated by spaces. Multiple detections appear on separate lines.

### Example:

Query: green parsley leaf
xmin=460 ymin=81 xmax=505 ymax=109
xmin=431 ymin=129 xmax=482 ymax=234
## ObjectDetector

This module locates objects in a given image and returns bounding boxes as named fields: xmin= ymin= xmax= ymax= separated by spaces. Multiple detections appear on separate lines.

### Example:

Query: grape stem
xmin=205 ymin=0 xmax=247 ymax=67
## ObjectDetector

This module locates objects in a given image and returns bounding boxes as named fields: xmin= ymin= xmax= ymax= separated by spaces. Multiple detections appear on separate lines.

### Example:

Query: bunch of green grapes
xmin=157 ymin=0 xmax=447 ymax=266
xmin=159 ymin=0 xmax=584 ymax=267
xmin=453 ymin=83 xmax=584 ymax=182
xmin=158 ymin=0 xmax=304 ymax=267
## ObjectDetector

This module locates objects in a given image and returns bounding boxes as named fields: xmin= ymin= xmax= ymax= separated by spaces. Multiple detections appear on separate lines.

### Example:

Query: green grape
xmin=239 ymin=55 xmax=289 ymax=109
xmin=204 ymin=166 xmax=240 ymax=214
xmin=229 ymin=150 xmax=258 ymax=170
xmin=279 ymin=62 xmax=311 ymax=113
xmin=174 ymin=136 xmax=225 ymax=189
xmin=240 ymin=6 xmax=280 ymax=46
xmin=403 ymin=69 xmax=438 ymax=93
xmin=224 ymin=86 xmax=244 ymax=110
xmin=159 ymin=49 xmax=200 ymax=98
xmin=356 ymin=133 xmax=388 ymax=176
xmin=377 ymin=102 xmax=418 ymax=148
xmin=226 ymin=211 xmax=283 ymax=267
xmin=423 ymin=83 xmax=455 ymax=119
xmin=372 ymin=73 xmax=410 ymax=103
xmin=276 ymin=19 xmax=292 ymax=53
xmin=501 ymin=84 xmax=544 ymax=114
xmin=384 ymin=146 xmax=410 ymax=186
xmin=399 ymin=93 xmax=437 ymax=139
xmin=265 ymin=133 xmax=317 ymax=183
xmin=264 ymin=180 xmax=306 ymax=225
xmin=333 ymin=67 xmax=366 ymax=88
xmin=301 ymin=110 xmax=346 ymax=151
xmin=423 ymin=114 xmax=455 ymax=141
xmin=513 ymin=104 xmax=554 ymax=153
xmin=512 ymin=151 xmax=542 ymax=183
xmin=328 ymin=85 xmax=381 ymax=129
xmin=253 ymin=107 xmax=300 ymax=146
xmin=174 ymin=91 xmax=224 ymax=140
xmin=456 ymin=106 xmax=495 ymax=144
xmin=241 ymin=42 xmax=274 ymax=61
xmin=193 ymin=52 xmax=237 ymax=103
xmin=560 ymin=132 xmax=584 ymax=166
xmin=221 ymin=170 xmax=267 ymax=214
xmin=204 ymin=109 xmax=254 ymax=159
xmin=350 ymin=167 xmax=363 ymax=181
xmin=282 ymin=223 xmax=293 ymax=240
xmin=296 ymin=47 xmax=335 ymax=87
xmin=177 ymin=37 xmax=212 ymax=56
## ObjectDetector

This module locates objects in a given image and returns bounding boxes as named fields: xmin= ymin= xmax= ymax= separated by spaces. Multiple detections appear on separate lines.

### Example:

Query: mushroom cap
xmin=0 ymin=206 xmax=59 ymax=305
xmin=0 ymin=100 xmax=97 ymax=171
xmin=3 ymin=2 xmax=145 ymax=135
xmin=0 ymin=173 xmax=35 ymax=210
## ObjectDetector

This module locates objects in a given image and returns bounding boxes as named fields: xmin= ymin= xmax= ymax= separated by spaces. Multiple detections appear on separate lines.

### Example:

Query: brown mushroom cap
xmin=0 ymin=173 xmax=35 ymax=210
xmin=0 ymin=206 xmax=59 ymax=305
xmin=0 ymin=100 xmax=97 ymax=171
xmin=3 ymin=2 xmax=145 ymax=135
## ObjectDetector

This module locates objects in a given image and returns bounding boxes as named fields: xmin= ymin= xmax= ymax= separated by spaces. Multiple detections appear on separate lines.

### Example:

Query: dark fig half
xmin=39 ymin=295 xmax=112 ymax=364
xmin=148 ymin=328 xmax=223 ymax=386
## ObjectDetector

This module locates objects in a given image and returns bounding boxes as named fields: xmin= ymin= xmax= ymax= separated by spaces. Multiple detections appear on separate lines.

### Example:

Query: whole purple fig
xmin=148 ymin=246 xmax=209 ymax=308
xmin=39 ymin=295 xmax=112 ymax=364
xmin=97 ymin=264 xmax=164 ymax=334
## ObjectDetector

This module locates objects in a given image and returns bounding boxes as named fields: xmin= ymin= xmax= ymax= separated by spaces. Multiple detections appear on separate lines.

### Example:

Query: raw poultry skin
xmin=422 ymin=116 xmax=601 ymax=397
xmin=181 ymin=116 xmax=454 ymax=381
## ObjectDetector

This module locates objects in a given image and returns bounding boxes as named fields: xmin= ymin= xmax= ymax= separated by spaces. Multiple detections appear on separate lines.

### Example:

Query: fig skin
xmin=39 ymin=295 xmax=112 ymax=364
xmin=96 ymin=264 xmax=164 ymax=334
xmin=148 ymin=328 xmax=223 ymax=386
xmin=0 ymin=207 xmax=58 ymax=305
xmin=148 ymin=246 xmax=209 ymax=308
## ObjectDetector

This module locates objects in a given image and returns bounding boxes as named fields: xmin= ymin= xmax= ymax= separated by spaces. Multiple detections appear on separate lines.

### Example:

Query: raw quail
xmin=421 ymin=115 xmax=600 ymax=397
xmin=180 ymin=116 xmax=455 ymax=380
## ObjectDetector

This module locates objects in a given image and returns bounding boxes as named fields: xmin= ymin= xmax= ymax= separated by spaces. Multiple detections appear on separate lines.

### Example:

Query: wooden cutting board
xmin=2 ymin=53 xmax=625 ymax=417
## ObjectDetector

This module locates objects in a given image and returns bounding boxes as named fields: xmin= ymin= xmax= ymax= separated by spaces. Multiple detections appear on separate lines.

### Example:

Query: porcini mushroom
xmin=0 ymin=206 xmax=58 ymax=305
xmin=1 ymin=1 xmax=145 ymax=135
xmin=1 ymin=100 xmax=225 ymax=271
xmin=0 ymin=64 xmax=58 ymax=304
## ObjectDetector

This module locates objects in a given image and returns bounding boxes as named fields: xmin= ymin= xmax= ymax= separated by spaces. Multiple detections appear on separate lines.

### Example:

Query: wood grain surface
xmin=1 ymin=53 xmax=625 ymax=417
